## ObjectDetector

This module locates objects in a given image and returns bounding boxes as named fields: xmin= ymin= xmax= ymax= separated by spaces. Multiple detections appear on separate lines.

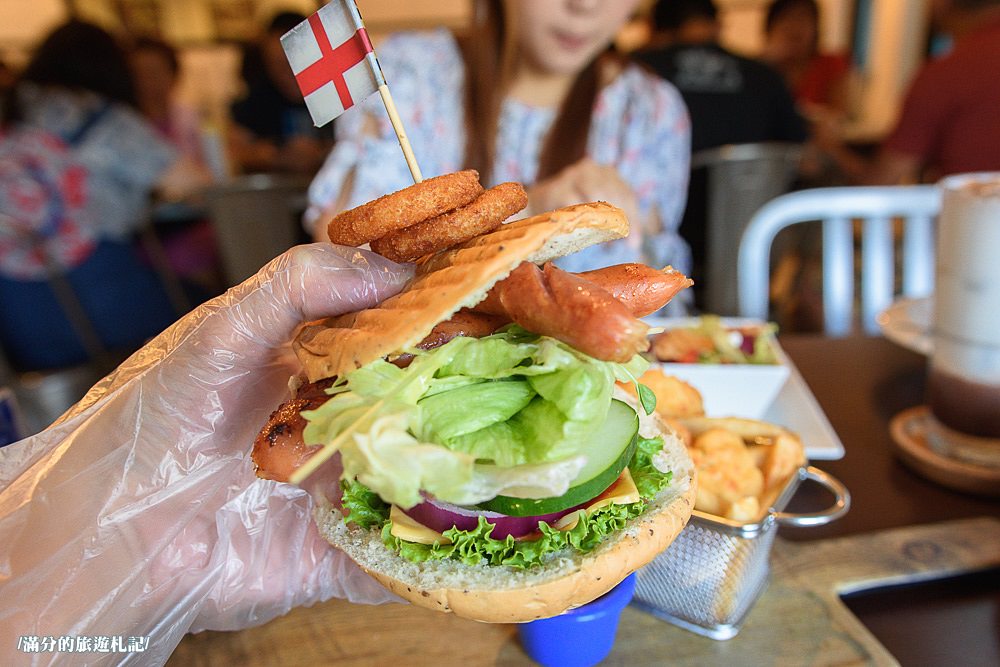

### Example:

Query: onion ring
xmin=369 ymin=182 xmax=528 ymax=263
xmin=327 ymin=170 xmax=484 ymax=246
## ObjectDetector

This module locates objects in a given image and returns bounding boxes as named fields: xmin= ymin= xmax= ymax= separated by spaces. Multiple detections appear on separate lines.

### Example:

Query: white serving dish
xmin=652 ymin=361 xmax=789 ymax=421
xmin=645 ymin=317 xmax=845 ymax=460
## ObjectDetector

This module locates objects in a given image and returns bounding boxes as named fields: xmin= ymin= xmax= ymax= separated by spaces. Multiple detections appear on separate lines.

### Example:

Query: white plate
xmin=651 ymin=362 xmax=790 ymax=422
xmin=645 ymin=317 xmax=845 ymax=460
xmin=876 ymin=296 xmax=932 ymax=356
xmin=759 ymin=352 xmax=844 ymax=460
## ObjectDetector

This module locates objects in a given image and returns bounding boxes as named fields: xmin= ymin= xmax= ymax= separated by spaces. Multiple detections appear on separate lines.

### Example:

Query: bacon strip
xmin=252 ymin=381 xmax=336 ymax=482
xmin=416 ymin=310 xmax=507 ymax=350
xmin=391 ymin=310 xmax=508 ymax=368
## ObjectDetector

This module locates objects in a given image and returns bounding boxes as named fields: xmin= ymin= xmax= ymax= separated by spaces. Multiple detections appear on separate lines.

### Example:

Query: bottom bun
xmin=313 ymin=398 xmax=696 ymax=623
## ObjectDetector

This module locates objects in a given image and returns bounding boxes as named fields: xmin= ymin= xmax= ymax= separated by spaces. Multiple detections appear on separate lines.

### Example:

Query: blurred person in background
xmin=760 ymin=0 xmax=850 ymax=120
xmin=634 ymin=0 xmax=807 ymax=308
xmin=307 ymin=0 xmax=691 ymax=294
xmin=0 ymin=20 xmax=203 ymax=372
xmin=132 ymin=37 xmax=210 ymax=172
xmin=859 ymin=0 xmax=1000 ymax=184
xmin=228 ymin=11 xmax=333 ymax=175
xmin=131 ymin=36 xmax=223 ymax=301
xmin=636 ymin=0 xmax=807 ymax=154
xmin=761 ymin=0 xmax=857 ymax=186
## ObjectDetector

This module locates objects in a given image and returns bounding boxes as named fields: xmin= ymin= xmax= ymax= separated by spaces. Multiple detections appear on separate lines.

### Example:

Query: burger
xmin=252 ymin=200 xmax=696 ymax=623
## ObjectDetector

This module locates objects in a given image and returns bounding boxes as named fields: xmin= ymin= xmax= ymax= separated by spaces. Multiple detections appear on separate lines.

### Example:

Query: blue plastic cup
xmin=518 ymin=573 xmax=636 ymax=667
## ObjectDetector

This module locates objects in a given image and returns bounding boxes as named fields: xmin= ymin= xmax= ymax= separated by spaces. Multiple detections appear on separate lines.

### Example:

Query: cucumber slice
xmin=477 ymin=399 xmax=640 ymax=516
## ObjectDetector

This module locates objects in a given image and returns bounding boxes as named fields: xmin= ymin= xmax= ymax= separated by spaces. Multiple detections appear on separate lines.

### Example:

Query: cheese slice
xmin=389 ymin=505 xmax=453 ymax=545
xmin=553 ymin=468 xmax=641 ymax=532
xmin=585 ymin=468 xmax=641 ymax=513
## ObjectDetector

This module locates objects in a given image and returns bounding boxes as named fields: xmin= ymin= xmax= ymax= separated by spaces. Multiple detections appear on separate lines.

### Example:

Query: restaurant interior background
xmin=0 ymin=0 xmax=946 ymax=437
xmin=0 ymin=0 xmax=931 ymax=142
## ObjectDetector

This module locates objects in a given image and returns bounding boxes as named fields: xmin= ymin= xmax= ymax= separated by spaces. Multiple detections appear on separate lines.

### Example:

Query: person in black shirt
xmin=634 ymin=0 xmax=807 ymax=310
xmin=228 ymin=12 xmax=333 ymax=175
xmin=635 ymin=0 xmax=806 ymax=153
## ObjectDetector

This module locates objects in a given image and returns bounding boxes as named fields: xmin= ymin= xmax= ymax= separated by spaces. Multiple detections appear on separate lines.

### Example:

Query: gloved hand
xmin=0 ymin=244 xmax=414 ymax=666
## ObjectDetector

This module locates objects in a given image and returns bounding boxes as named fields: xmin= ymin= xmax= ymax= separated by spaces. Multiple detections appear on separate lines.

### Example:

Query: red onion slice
xmin=401 ymin=496 xmax=582 ymax=539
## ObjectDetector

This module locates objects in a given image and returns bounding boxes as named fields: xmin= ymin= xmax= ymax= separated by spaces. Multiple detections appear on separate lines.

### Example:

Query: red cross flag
xmin=281 ymin=0 xmax=384 ymax=128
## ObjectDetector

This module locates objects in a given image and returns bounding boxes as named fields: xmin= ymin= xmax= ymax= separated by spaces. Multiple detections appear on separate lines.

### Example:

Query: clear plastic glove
xmin=0 ymin=244 xmax=414 ymax=666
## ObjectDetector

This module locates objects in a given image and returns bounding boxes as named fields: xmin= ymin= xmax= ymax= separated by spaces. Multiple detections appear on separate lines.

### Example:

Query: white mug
xmin=928 ymin=172 xmax=1000 ymax=440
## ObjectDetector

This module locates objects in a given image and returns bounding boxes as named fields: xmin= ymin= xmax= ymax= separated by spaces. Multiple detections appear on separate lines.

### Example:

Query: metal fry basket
xmin=632 ymin=465 xmax=849 ymax=640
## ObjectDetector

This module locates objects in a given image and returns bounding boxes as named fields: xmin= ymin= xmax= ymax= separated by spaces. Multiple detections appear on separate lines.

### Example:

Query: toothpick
xmin=378 ymin=83 xmax=422 ymax=184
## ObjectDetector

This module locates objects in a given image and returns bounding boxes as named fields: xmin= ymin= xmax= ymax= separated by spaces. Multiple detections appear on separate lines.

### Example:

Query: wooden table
xmin=775 ymin=335 xmax=1000 ymax=667
xmin=168 ymin=335 xmax=1000 ymax=666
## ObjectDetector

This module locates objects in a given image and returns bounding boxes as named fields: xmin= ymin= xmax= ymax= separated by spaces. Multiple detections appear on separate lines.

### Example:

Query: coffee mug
xmin=927 ymin=173 xmax=1000 ymax=442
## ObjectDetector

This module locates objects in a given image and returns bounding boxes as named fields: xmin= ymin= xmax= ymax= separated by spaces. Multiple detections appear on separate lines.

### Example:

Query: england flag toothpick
xmin=281 ymin=1 xmax=422 ymax=182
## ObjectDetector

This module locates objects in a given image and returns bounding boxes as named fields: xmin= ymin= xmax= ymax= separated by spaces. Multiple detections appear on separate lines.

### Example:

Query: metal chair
xmin=738 ymin=185 xmax=941 ymax=336
xmin=691 ymin=142 xmax=804 ymax=315
xmin=203 ymin=174 xmax=311 ymax=286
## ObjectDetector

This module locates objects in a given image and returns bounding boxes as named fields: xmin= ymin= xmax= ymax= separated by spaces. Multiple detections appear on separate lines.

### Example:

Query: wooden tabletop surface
xmin=168 ymin=335 xmax=1000 ymax=666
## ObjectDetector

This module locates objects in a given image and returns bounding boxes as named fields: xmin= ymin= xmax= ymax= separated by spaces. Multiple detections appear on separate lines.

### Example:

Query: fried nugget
xmin=624 ymin=368 xmax=705 ymax=419
xmin=690 ymin=428 xmax=764 ymax=518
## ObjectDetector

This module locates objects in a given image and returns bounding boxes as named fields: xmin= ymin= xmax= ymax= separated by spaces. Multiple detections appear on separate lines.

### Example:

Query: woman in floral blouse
xmin=307 ymin=0 xmax=692 ymax=292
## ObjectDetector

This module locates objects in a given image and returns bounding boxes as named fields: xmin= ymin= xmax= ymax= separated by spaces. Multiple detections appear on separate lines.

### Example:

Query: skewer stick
xmin=379 ymin=83 xmax=422 ymax=184
xmin=288 ymin=400 xmax=382 ymax=486
xmin=288 ymin=371 xmax=423 ymax=486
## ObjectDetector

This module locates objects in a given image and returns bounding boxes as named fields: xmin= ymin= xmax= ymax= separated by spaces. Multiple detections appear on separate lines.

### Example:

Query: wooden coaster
xmin=890 ymin=406 xmax=1000 ymax=497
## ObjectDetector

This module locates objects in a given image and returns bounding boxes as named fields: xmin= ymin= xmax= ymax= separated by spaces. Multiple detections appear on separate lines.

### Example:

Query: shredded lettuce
xmin=677 ymin=315 xmax=779 ymax=364
xmin=302 ymin=329 xmax=649 ymax=508
xmin=416 ymin=379 xmax=535 ymax=441
xmin=341 ymin=437 xmax=673 ymax=569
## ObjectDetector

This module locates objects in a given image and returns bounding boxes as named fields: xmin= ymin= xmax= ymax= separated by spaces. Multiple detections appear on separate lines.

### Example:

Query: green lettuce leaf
xmin=345 ymin=359 xmax=407 ymax=397
xmin=528 ymin=361 xmax=611 ymax=422
xmin=636 ymin=383 xmax=657 ymax=416
xmin=381 ymin=503 xmax=639 ymax=569
xmin=340 ymin=407 xmax=478 ymax=509
xmin=416 ymin=379 xmax=535 ymax=441
xmin=434 ymin=337 xmax=537 ymax=378
xmin=629 ymin=436 xmax=674 ymax=499
xmin=341 ymin=478 xmax=388 ymax=529
xmin=303 ymin=330 xmax=650 ymax=508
